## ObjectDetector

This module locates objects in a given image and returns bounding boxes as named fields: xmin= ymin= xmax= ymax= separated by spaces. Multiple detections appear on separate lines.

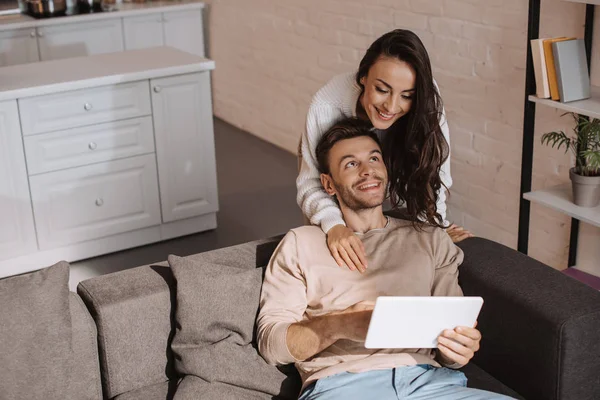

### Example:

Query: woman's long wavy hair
xmin=356 ymin=29 xmax=449 ymax=228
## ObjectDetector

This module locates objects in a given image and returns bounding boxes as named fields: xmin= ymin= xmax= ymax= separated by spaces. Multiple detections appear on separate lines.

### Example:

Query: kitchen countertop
xmin=0 ymin=0 xmax=204 ymax=31
xmin=0 ymin=46 xmax=215 ymax=101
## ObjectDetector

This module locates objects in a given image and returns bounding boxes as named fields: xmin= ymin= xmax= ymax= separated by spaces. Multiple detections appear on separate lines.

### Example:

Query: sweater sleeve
xmin=256 ymin=231 xmax=307 ymax=366
xmin=296 ymin=103 xmax=346 ymax=234
xmin=436 ymin=79 xmax=453 ymax=227
xmin=437 ymin=104 xmax=452 ymax=227
xmin=431 ymin=228 xmax=464 ymax=297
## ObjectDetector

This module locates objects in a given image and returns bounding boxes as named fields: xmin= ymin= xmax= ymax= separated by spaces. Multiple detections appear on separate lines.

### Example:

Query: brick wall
xmin=204 ymin=0 xmax=599 ymax=271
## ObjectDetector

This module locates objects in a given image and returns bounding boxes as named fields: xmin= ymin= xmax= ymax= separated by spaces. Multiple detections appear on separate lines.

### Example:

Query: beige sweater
xmin=257 ymin=218 xmax=464 ymax=388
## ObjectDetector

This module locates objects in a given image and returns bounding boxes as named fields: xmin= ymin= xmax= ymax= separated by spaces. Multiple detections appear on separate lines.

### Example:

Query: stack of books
xmin=531 ymin=37 xmax=590 ymax=103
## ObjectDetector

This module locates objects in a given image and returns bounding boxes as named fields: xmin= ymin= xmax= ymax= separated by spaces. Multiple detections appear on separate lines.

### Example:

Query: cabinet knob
xmin=37 ymin=31 xmax=44 ymax=37
xmin=84 ymin=103 xmax=93 ymax=111
xmin=153 ymin=86 xmax=161 ymax=93
xmin=88 ymin=142 xmax=97 ymax=150
xmin=30 ymin=31 xmax=36 ymax=38
xmin=95 ymin=198 xmax=104 ymax=207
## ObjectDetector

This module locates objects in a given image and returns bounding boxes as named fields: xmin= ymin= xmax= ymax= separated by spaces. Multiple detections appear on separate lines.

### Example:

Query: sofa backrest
xmin=77 ymin=236 xmax=283 ymax=399
xmin=458 ymin=238 xmax=600 ymax=400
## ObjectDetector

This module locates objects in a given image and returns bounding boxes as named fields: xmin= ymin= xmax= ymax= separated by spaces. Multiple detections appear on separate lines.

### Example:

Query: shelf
xmin=524 ymin=184 xmax=600 ymax=227
xmin=563 ymin=0 xmax=600 ymax=5
xmin=529 ymin=86 xmax=600 ymax=119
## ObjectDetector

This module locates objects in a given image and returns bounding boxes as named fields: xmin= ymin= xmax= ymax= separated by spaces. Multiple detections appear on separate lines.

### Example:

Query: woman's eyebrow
xmin=376 ymin=78 xmax=392 ymax=89
xmin=375 ymin=79 xmax=415 ymax=93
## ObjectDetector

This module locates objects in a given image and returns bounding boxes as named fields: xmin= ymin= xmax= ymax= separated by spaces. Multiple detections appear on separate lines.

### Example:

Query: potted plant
xmin=541 ymin=112 xmax=600 ymax=207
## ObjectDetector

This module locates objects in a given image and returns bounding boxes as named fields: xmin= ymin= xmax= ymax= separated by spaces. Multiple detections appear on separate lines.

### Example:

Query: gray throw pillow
xmin=0 ymin=261 xmax=73 ymax=400
xmin=168 ymin=255 xmax=298 ymax=400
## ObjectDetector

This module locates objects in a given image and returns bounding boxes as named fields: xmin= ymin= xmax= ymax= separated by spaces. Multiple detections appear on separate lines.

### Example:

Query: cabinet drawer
xmin=30 ymin=154 xmax=161 ymax=250
xmin=19 ymin=81 xmax=151 ymax=135
xmin=24 ymin=117 xmax=155 ymax=175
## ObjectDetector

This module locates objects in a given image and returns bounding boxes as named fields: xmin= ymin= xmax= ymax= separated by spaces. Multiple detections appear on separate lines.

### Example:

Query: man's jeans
xmin=299 ymin=364 xmax=516 ymax=400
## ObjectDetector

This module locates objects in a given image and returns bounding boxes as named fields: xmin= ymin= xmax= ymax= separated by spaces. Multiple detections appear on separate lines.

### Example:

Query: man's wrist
xmin=436 ymin=351 xmax=464 ymax=369
xmin=318 ymin=313 xmax=345 ymax=342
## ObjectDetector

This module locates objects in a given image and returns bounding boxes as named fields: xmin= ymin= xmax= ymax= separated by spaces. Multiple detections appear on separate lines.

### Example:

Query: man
xmin=257 ymin=118 xmax=513 ymax=400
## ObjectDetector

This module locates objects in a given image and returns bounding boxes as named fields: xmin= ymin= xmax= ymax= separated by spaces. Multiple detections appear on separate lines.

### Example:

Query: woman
xmin=297 ymin=29 xmax=472 ymax=272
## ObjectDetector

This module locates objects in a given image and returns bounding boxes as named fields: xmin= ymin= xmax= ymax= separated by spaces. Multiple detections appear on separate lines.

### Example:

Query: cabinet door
xmin=151 ymin=72 xmax=218 ymax=222
xmin=38 ymin=19 xmax=124 ymax=61
xmin=0 ymin=101 xmax=37 ymax=261
xmin=163 ymin=9 xmax=204 ymax=57
xmin=0 ymin=28 xmax=39 ymax=67
xmin=123 ymin=14 xmax=164 ymax=50
xmin=30 ymin=154 xmax=161 ymax=250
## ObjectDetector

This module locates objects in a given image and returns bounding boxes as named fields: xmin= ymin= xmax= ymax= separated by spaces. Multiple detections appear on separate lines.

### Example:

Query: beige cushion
xmin=0 ymin=262 xmax=73 ymax=400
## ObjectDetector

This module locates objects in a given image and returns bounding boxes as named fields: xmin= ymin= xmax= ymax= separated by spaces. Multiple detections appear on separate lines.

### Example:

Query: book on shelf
xmin=531 ymin=38 xmax=551 ymax=98
xmin=553 ymin=39 xmax=591 ymax=103
xmin=543 ymin=37 xmax=575 ymax=101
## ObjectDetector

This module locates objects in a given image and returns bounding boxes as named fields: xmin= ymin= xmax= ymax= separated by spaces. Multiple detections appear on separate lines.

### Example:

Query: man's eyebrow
xmin=338 ymin=148 xmax=382 ymax=166
xmin=376 ymin=78 xmax=415 ymax=93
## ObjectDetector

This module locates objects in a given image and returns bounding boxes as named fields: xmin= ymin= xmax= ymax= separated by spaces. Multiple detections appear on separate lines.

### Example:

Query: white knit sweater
xmin=296 ymin=72 xmax=452 ymax=233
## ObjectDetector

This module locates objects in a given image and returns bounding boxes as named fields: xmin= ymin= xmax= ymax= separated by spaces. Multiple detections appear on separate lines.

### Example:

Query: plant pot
xmin=569 ymin=168 xmax=600 ymax=207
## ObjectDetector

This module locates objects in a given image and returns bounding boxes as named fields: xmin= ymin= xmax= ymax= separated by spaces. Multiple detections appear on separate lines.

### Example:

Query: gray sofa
xmin=3 ymin=235 xmax=599 ymax=399
xmin=73 ymin=236 xmax=600 ymax=400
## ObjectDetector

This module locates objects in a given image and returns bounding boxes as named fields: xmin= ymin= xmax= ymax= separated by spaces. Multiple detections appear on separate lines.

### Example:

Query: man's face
xmin=321 ymin=136 xmax=388 ymax=211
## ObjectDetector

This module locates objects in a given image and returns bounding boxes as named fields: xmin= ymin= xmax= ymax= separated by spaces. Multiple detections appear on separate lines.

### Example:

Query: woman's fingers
xmin=338 ymin=247 xmax=358 ymax=272
xmin=446 ymin=224 xmax=474 ymax=243
xmin=330 ymin=246 xmax=346 ymax=269
xmin=349 ymin=239 xmax=368 ymax=273
xmin=451 ymin=232 xmax=472 ymax=243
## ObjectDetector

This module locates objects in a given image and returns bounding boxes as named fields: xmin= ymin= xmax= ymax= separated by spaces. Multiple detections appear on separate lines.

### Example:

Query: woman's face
xmin=359 ymin=56 xmax=416 ymax=130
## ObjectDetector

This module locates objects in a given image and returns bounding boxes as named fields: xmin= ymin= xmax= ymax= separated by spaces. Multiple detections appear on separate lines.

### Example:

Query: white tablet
xmin=364 ymin=296 xmax=483 ymax=349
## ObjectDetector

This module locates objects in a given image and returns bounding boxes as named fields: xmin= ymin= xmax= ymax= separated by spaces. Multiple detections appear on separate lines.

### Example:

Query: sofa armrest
xmin=69 ymin=292 xmax=103 ymax=400
xmin=77 ymin=262 xmax=175 ymax=400
xmin=457 ymin=238 xmax=600 ymax=400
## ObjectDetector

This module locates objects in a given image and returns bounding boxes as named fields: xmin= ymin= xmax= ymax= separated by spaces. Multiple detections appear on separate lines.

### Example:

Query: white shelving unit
xmin=519 ymin=0 xmax=597 ymax=269
xmin=527 ymin=86 xmax=600 ymax=228
xmin=524 ymin=184 xmax=600 ymax=227
xmin=564 ymin=0 xmax=600 ymax=5
xmin=529 ymin=86 xmax=600 ymax=119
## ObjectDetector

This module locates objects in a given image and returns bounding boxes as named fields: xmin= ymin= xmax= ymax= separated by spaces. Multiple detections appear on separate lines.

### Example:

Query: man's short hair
xmin=315 ymin=117 xmax=381 ymax=174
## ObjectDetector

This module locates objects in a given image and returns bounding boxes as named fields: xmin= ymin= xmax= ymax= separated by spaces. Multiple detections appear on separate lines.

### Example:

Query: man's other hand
xmin=436 ymin=324 xmax=481 ymax=368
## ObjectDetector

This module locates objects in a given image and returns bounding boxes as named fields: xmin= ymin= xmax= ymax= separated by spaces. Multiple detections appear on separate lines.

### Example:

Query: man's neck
xmin=340 ymin=205 xmax=387 ymax=233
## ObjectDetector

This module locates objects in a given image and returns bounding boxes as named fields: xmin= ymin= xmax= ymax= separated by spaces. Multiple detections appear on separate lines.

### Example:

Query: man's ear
xmin=320 ymin=173 xmax=337 ymax=196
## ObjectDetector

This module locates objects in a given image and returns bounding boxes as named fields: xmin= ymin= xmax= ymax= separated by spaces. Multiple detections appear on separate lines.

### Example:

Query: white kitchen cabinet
xmin=0 ymin=28 xmax=39 ymax=67
xmin=30 ymin=154 xmax=162 ymax=250
xmin=123 ymin=9 xmax=204 ymax=56
xmin=19 ymin=80 xmax=151 ymax=135
xmin=123 ymin=14 xmax=164 ymax=50
xmin=151 ymin=72 xmax=218 ymax=222
xmin=24 ymin=116 xmax=156 ymax=175
xmin=37 ymin=19 xmax=124 ymax=61
xmin=0 ymin=47 xmax=216 ymax=278
xmin=163 ymin=9 xmax=204 ymax=57
xmin=0 ymin=101 xmax=37 ymax=260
